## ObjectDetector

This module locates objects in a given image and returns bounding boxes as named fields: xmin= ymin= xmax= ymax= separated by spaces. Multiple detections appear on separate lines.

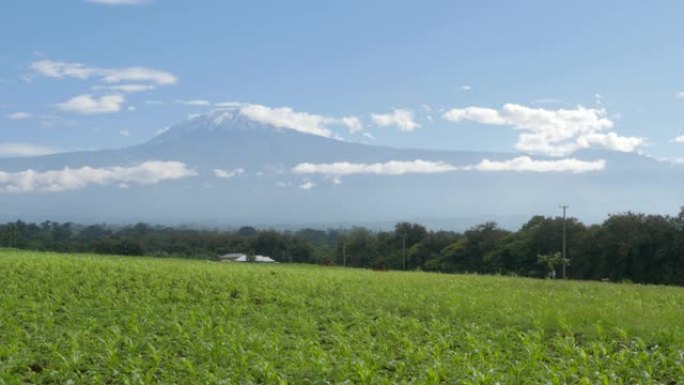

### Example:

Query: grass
xmin=1 ymin=249 xmax=683 ymax=384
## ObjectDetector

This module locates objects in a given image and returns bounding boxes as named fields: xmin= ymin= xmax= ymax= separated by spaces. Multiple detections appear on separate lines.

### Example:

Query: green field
xmin=1 ymin=250 xmax=683 ymax=384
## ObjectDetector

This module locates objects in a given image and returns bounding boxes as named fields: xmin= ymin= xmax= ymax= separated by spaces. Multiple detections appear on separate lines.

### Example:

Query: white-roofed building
xmin=216 ymin=253 xmax=277 ymax=263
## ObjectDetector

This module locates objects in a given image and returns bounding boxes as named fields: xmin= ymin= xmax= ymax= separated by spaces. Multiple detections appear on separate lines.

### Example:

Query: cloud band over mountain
xmin=0 ymin=161 xmax=196 ymax=193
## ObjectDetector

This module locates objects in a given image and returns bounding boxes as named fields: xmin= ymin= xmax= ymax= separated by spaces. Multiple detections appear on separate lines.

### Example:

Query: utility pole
xmin=559 ymin=205 xmax=568 ymax=279
xmin=342 ymin=240 xmax=346 ymax=267
xmin=402 ymin=233 xmax=407 ymax=271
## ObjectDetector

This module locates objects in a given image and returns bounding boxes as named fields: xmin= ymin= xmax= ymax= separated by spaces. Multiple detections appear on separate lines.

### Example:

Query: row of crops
xmin=1 ymin=249 xmax=683 ymax=384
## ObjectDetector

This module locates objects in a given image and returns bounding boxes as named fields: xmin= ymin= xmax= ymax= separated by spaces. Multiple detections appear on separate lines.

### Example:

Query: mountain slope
xmin=0 ymin=109 xmax=681 ymax=229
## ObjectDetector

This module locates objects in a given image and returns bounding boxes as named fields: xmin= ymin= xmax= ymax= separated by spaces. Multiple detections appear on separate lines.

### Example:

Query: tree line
xmin=2 ymin=208 xmax=684 ymax=286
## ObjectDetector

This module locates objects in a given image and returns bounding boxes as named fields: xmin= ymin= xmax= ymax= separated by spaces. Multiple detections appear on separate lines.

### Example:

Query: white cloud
xmin=0 ymin=143 xmax=57 ymax=157
xmin=371 ymin=109 xmax=420 ymax=132
xmin=86 ymin=0 xmax=147 ymax=4
xmin=291 ymin=156 xmax=606 ymax=178
xmin=30 ymin=59 xmax=176 ymax=86
xmin=676 ymin=92 xmax=684 ymax=99
xmin=56 ymin=94 xmax=126 ymax=114
xmin=444 ymin=106 xmax=508 ymax=125
xmin=154 ymin=126 xmax=170 ymax=136
xmin=362 ymin=132 xmax=375 ymax=140
xmin=460 ymin=85 xmax=472 ymax=91
xmin=177 ymin=99 xmax=211 ymax=106
xmin=0 ymin=161 xmax=196 ymax=193
xmin=573 ymin=132 xmax=643 ymax=152
xmin=443 ymin=103 xmax=643 ymax=156
xmin=119 ymin=130 xmax=130 ymax=137
xmin=464 ymin=156 xmax=605 ymax=173
xmin=650 ymin=154 xmax=684 ymax=165
xmin=213 ymin=168 xmax=245 ymax=179
xmin=100 ymin=67 xmax=176 ymax=85
xmin=672 ymin=134 xmax=684 ymax=143
xmin=6 ymin=112 xmax=31 ymax=120
xmin=210 ymin=103 xmax=365 ymax=137
xmin=594 ymin=93 xmax=603 ymax=105
xmin=31 ymin=60 xmax=97 ymax=79
xmin=339 ymin=116 xmax=363 ymax=133
xmin=299 ymin=181 xmax=316 ymax=190
xmin=215 ymin=101 xmax=245 ymax=108
xmin=239 ymin=104 xmax=336 ymax=138
xmin=93 ymin=84 xmax=155 ymax=93
xmin=292 ymin=159 xmax=457 ymax=176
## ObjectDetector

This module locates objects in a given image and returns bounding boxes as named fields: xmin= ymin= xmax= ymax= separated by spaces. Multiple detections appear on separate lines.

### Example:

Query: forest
xmin=2 ymin=208 xmax=684 ymax=286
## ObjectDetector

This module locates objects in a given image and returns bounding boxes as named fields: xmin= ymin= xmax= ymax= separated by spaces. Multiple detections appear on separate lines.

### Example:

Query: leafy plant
xmin=0 ymin=249 xmax=682 ymax=384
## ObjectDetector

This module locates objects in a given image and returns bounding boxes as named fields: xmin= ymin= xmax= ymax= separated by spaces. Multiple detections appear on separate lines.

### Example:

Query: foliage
xmin=537 ymin=252 xmax=570 ymax=279
xmin=1 ymin=250 xmax=683 ymax=383
xmin=3 ymin=207 xmax=684 ymax=285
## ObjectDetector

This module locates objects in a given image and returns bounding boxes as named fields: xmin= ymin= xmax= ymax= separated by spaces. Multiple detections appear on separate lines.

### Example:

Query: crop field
xmin=1 ymin=250 xmax=683 ymax=384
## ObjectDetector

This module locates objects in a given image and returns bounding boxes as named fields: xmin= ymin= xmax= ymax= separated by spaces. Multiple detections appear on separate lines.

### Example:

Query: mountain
xmin=0 ymin=108 xmax=681 ymax=230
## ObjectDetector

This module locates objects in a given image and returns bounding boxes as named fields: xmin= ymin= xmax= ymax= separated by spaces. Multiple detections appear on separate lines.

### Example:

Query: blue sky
xmin=2 ymin=0 xmax=684 ymax=160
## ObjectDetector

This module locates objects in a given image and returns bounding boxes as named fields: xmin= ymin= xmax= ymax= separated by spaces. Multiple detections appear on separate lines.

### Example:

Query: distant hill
xmin=0 ymin=108 xmax=681 ymax=230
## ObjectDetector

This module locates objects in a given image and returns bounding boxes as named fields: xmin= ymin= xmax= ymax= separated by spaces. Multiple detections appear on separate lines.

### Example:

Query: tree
xmin=537 ymin=252 xmax=569 ymax=279
xmin=462 ymin=222 xmax=510 ymax=273
xmin=93 ymin=238 xmax=145 ymax=256
xmin=490 ymin=216 xmax=586 ymax=277
xmin=409 ymin=231 xmax=459 ymax=271
xmin=237 ymin=226 xmax=258 ymax=237
xmin=394 ymin=222 xmax=428 ymax=247
xmin=252 ymin=230 xmax=283 ymax=257
xmin=344 ymin=227 xmax=377 ymax=267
